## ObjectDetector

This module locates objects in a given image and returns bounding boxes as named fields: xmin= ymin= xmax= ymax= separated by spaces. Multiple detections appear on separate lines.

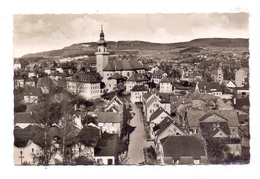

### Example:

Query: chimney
xmin=30 ymin=111 xmax=33 ymax=116
xmin=233 ymin=98 xmax=236 ymax=105
xmin=182 ymin=98 xmax=185 ymax=104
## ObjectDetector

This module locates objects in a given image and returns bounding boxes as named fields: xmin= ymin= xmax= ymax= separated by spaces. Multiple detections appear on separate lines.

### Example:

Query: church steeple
xmin=100 ymin=25 xmax=105 ymax=40
xmin=96 ymin=25 xmax=109 ymax=77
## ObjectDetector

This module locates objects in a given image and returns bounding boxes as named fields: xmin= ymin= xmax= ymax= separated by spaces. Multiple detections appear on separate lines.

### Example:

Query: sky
xmin=13 ymin=13 xmax=249 ymax=58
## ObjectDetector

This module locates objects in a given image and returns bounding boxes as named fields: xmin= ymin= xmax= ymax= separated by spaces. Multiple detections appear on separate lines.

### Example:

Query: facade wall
xmin=146 ymin=101 xmax=161 ymax=122
xmin=94 ymin=156 xmax=115 ymax=165
xmin=67 ymin=81 xmax=101 ymax=99
xmin=98 ymin=123 xmax=121 ymax=136
xmin=235 ymin=70 xmax=247 ymax=87
xmin=130 ymin=91 xmax=147 ymax=103
xmin=14 ymin=142 xmax=40 ymax=165
xmin=96 ymin=52 xmax=109 ymax=77
xmin=159 ymin=83 xmax=172 ymax=93
xmin=227 ymin=143 xmax=242 ymax=156
xmin=126 ymin=81 xmax=147 ymax=92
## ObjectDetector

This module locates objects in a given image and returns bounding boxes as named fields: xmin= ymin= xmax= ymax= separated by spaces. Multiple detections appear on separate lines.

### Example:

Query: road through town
xmin=128 ymin=104 xmax=146 ymax=165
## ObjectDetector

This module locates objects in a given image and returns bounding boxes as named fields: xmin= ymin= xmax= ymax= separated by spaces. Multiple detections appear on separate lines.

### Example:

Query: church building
xmin=95 ymin=26 xmax=146 ymax=92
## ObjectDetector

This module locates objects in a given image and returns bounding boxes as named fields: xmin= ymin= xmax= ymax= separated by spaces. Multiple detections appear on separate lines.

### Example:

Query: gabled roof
xmin=107 ymin=93 xmax=126 ymax=107
xmin=208 ymin=123 xmax=230 ymax=138
xmin=95 ymin=133 xmax=118 ymax=157
xmin=97 ymin=112 xmax=122 ymax=123
xmin=186 ymin=110 xmax=240 ymax=128
xmin=233 ymin=97 xmax=250 ymax=113
xmin=103 ymin=59 xmax=145 ymax=71
xmin=143 ymin=92 xmax=153 ymax=101
xmin=145 ymin=94 xmax=161 ymax=109
xmin=127 ymin=73 xmax=148 ymax=82
xmin=150 ymin=107 xmax=170 ymax=122
xmin=173 ymin=97 xmax=192 ymax=108
xmin=237 ymin=114 xmax=249 ymax=123
xmin=200 ymin=122 xmax=230 ymax=137
xmin=160 ymin=135 xmax=206 ymax=160
xmin=14 ymin=124 xmax=43 ymax=148
xmin=131 ymin=84 xmax=148 ymax=92
xmin=160 ymin=76 xmax=171 ymax=83
xmin=69 ymin=72 xmax=103 ymax=83
xmin=198 ymin=82 xmax=222 ymax=93
xmin=152 ymin=69 xmax=164 ymax=78
xmin=14 ymin=113 xmax=34 ymax=125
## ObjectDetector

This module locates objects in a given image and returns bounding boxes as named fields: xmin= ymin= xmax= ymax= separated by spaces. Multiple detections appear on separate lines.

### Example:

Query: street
xmin=128 ymin=103 xmax=146 ymax=164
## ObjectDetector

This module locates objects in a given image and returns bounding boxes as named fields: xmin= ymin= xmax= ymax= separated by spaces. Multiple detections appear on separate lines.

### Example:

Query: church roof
xmin=108 ymin=73 xmax=127 ymax=80
xmin=103 ymin=59 xmax=144 ymax=71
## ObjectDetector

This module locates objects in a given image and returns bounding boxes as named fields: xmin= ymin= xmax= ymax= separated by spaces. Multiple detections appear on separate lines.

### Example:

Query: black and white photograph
xmin=12 ymin=13 xmax=251 ymax=166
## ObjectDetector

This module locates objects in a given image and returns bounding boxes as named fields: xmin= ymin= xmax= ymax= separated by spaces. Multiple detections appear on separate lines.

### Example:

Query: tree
xmin=118 ymin=151 xmax=130 ymax=164
xmin=206 ymin=139 xmax=231 ymax=164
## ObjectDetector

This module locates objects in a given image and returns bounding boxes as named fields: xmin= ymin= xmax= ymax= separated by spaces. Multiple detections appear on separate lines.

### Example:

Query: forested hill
xmin=20 ymin=38 xmax=249 ymax=61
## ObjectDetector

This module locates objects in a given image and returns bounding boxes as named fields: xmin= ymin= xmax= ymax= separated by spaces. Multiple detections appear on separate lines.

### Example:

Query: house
xmin=105 ymin=73 xmax=127 ymax=92
xmin=226 ymin=80 xmax=236 ymax=88
xmin=233 ymin=97 xmax=250 ymax=115
xmin=186 ymin=110 xmax=240 ymax=138
xmin=158 ymin=135 xmax=207 ymax=165
xmin=237 ymin=114 xmax=249 ymax=125
xmin=23 ymin=87 xmax=43 ymax=103
xmin=130 ymin=84 xmax=148 ymax=103
xmin=14 ymin=76 xmax=25 ymax=89
xmin=94 ymin=133 xmax=119 ymax=165
xmin=13 ymin=125 xmax=42 ymax=165
xmin=14 ymin=58 xmax=22 ymax=70
xmin=235 ymin=68 xmax=249 ymax=87
xmin=66 ymin=72 xmax=103 ymax=99
xmin=195 ymin=81 xmax=222 ymax=96
xmin=105 ymin=93 xmax=127 ymax=112
xmin=153 ymin=117 xmax=186 ymax=144
xmin=149 ymin=107 xmax=172 ymax=126
xmin=159 ymin=76 xmax=173 ymax=93
xmin=235 ymin=83 xmax=250 ymax=97
xmin=72 ymin=125 xmax=100 ymax=162
xmin=125 ymin=73 xmax=149 ymax=92
xmin=24 ymin=78 xmax=36 ymax=87
xmin=151 ymin=69 xmax=166 ymax=84
xmin=97 ymin=112 xmax=122 ymax=136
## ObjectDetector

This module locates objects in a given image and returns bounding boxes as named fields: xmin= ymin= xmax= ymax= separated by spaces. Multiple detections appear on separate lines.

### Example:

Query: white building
xmin=130 ymin=84 xmax=148 ymax=103
xmin=159 ymin=76 xmax=173 ymax=93
xmin=66 ymin=72 xmax=103 ymax=99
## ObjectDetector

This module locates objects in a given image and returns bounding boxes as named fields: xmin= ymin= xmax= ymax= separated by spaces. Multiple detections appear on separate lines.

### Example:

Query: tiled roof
xmin=198 ymin=82 xmax=222 ymax=93
xmin=160 ymin=76 xmax=171 ymax=83
xmin=127 ymin=73 xmax=148 ymax=82
xmin=152 ymin=69 xmax=164 ymax=78
xmin=143 ymin=92 xmax=153 ymax=101
xmin=150 ymin=107 xmax=170 ymax=121
xmin=233 ymin=97 xmax=250 ymax=113
xmin=160 ymin=135 xmax=206 ymax=160
xmin=200 ymin=122 xmax=230 ymax=137
xmin=95 ymin=133 xmax=118 ymax=157
xmin=186 ymin=110 xmax=240 ymax=128
xmin=71 ymin=72 xmax=103 ymax=83
xmin=237 ymin=114 xmax=249 ymax=123
xmin=14 ymin=113 xmax=34 ymax=125
xmin=97 ymin=112 xmax=122 ymax=123
xmin=131 ymin=84 xmax=148 ymax=92
xmin=145 ymin=95 xmax=161 ymax=109
xmin=14 ymin=125 xmax=43 ymax=148
xmin=103 ymin=59 xmax=144 ymax=71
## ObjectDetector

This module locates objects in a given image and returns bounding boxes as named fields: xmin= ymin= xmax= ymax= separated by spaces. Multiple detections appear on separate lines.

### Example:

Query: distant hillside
xmin=21 ymin=38 xmax=249 ymax=61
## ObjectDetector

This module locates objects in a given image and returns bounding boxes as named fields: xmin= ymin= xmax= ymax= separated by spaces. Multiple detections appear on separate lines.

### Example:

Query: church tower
xmin=217 ymin=62 xmax=223 ymax=84
xmin=95 ymin=25 xmax=109 ymax=77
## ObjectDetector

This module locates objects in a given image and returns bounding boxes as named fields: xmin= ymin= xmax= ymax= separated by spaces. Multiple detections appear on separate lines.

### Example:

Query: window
xmin=32 ymin=148 xmax=34 ymax=153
